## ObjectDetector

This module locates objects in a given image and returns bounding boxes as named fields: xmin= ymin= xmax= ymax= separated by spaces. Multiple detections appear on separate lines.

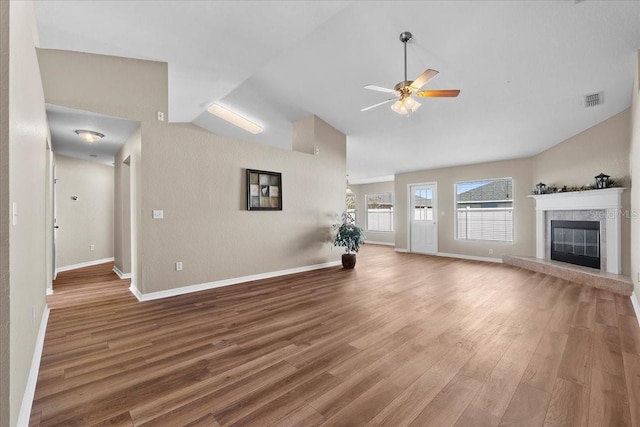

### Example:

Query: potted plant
xmin=333 ymin=211 xmax=365 ymax=269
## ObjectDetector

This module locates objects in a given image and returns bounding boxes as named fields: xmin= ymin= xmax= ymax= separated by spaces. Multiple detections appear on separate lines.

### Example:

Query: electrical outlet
xmin=152 ymin=210 xmax=164 ymax=219
xmin=157 ymin=111 xmax=165 ymax=121
xmin=90 ymin=244 xmax=95 ymax=251
xmin=176 ymin=262 xmax=183 ymax=271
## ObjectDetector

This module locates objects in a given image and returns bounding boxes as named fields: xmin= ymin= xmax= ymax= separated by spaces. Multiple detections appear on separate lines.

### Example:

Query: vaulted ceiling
xmin=34 ymin=1 xmax=640 ymax=182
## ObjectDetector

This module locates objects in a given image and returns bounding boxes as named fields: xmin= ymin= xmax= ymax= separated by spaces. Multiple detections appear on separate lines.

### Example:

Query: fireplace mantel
xmin=529 ymin=188 xmax=626 ymax=274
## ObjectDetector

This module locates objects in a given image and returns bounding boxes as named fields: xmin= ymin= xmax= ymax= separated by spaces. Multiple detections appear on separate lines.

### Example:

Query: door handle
xmin=54 ymin=226 xmax=59 ymax=229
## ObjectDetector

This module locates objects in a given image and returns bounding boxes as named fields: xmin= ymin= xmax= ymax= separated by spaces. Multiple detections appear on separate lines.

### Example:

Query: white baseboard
xmin=365 ymin=241 xmax=395 ymax=246
xmin=56 ymin=257 xmax=114 ymax=274
xmin=17 ymin=305 xmax=50 ymax=427
xmin=395 ymin=249 xmax=502 ymax=263
xmin=46 ymin=287 xmax=53 ymax=295
xmin=113 ymin=265 xmax=131 ymax=280
xmin=437 ymin=252 xmax=503 ymax=264
xmin=130 ymin=260 xmax=342 ymax=302
xmin=129 ymin=282 xmax=143 ymax=301
xmin=631 ymin=292 xmax=640 ymax=327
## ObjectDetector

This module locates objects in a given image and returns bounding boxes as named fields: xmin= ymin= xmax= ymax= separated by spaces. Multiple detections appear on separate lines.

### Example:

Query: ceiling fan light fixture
xmin=391 ymin=100 xmax=409 ymax=115
xmin=74 ymin=129 xmax=104 ymax=144
xmin=405 ymin=97 xmax=421 ymax=112
xmin=207 ymin=104 xmax=263 ymax=134
xmin=391 ymin=97 xmax=421 ymax=115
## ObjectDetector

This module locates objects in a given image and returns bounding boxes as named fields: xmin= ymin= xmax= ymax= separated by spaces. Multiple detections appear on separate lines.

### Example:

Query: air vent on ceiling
xmin=585 ymin=92 xmax=603 ymax=107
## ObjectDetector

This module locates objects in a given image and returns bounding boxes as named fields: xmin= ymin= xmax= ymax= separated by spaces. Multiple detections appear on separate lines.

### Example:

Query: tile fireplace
xmin=529 ymin=188 xmax=625 ymax=274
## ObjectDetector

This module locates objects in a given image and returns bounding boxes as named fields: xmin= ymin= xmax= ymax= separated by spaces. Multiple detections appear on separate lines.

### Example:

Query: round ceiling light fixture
xmin=75 ymin=129 xmax=104 ymax=144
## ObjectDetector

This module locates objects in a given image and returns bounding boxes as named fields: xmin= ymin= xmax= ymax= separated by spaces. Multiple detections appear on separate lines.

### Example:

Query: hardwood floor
xmin=30 ymin=245 xmax=640 ymax=426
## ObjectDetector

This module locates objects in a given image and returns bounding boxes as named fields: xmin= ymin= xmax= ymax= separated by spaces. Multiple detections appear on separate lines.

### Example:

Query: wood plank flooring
xmin=29 ymin=245 xmax=640 ymax=426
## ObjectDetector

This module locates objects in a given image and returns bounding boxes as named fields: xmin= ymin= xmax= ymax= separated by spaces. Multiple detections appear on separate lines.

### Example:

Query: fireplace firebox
xmin=550 ymin=220 xmax=600 ymax=269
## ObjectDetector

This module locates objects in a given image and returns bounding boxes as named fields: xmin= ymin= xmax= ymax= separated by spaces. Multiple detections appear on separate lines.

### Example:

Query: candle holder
xmin=534 ymin=182 xmax=547 ymax=195
xmin=594 ymin=173 xmax=611 ymax=189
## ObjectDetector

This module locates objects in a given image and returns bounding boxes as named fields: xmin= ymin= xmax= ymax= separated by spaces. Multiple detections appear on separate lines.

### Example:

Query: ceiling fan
xmin=361 ymin=31 xmax=460 ymax=115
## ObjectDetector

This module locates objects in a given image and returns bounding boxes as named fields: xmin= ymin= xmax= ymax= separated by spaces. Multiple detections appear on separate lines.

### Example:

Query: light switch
xmin=152 ymin=209 xmax=164 ymax=219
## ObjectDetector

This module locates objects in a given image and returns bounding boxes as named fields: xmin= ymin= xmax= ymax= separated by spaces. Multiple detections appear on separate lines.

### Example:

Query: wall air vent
xmin=584 ymin=92 xmax=603 ymax=107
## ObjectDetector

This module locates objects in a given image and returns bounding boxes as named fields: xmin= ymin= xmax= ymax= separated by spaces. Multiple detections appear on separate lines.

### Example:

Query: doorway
xmin=408 ymin=183 xmax=438 ymax=254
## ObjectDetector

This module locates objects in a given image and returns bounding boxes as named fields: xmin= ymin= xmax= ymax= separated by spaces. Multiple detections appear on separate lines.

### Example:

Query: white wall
xmin=6 ymin=1 xmax=50 ymax=425
xmin=55 ymin=154 xmax=114 ymax=269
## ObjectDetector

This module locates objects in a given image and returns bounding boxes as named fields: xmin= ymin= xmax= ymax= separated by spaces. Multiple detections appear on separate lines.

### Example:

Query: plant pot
xmin=342 ymin=253 xmax=356 ymax=269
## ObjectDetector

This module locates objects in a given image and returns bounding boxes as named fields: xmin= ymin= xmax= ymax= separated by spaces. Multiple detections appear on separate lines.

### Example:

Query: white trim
xmin=395 ymin=248 xmax=409 ymax=253
xmin=113 ymin=265 xmax=132 ymax=280
xmin=437 ymin=252 xmax=503 ymax=263
xmin=17 ymin=305 xmax=50 ymax=427
xmin=129 ymin=282 xmax=143 ymax=301
xmin=349 ymin=175 xmax=394 ymax=185
xmin=631 ymin=292 xmax=640 ymax=327
xmin=365 ymin=241 xmax=395 ymax=246
xmin=46 ymin=287 xmax=53 ymax=296
xmin=129 ymin=260 xmax=342 ymax=302
xmin=55 ymin=257 xmax=114 ymax=274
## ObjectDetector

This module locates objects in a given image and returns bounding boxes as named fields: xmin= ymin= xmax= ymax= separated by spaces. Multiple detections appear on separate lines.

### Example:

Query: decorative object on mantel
xmin=531 ymin=173 xmax=618 ymax=195
xmin=534 ymin=182 xmax=548 ymax=195
xmin=333 ymin=211 xmax=365 ymax=269
xmin=246 ymin=169 xmax=282 ymax=211
xmin=594 ymin=172 xmax=611 ymax=189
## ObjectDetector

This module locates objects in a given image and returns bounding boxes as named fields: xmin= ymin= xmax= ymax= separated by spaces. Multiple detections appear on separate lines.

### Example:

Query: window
xmin=455 ymin=178 xmax=513 ymax=242
xmin=366 ymin=192 xmax=393 ymax=232
xmin=346 ymin=189 xmax=356 ymax=222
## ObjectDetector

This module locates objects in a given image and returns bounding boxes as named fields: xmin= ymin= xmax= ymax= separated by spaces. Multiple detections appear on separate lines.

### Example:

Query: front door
xmin=409 ymin=183 xmax=437 ymax=254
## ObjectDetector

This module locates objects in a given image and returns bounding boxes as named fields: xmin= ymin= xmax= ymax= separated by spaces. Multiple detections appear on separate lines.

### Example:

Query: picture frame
xmin=246 ymin=169 xmax=282 ymax=211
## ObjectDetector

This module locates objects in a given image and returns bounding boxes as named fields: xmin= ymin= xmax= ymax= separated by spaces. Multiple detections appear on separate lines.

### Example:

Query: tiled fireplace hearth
xmin=504 ymin=188 xmax=632 ymax=296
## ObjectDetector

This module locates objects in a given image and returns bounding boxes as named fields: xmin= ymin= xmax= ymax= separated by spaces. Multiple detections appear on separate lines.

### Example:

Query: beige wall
xmin=54 ymin=155 xmax=114 ymax=269
xmin=631 ymin=51 xmax=640 ymax=297
xmin=532 ymin=110 xmax=631 ymax=189
xmin=395 ymin=158 xmax=534 ymax=260
xmin=0 ymin=0 xmax=10 ymax=424
xmin=7 ymin=2 xmax=49 ymax=425
xmin=532 ymin=109 xmax=631 ymax=275
xmin=38 ymin=49 xmax=346 ymax=296
xmin=394 ymin=108 xmax=632 ymax=272
xmin=350 ymin=181 xmax=395 ymax=245
xmin=114 ymin=126 xmax=140 ymax=277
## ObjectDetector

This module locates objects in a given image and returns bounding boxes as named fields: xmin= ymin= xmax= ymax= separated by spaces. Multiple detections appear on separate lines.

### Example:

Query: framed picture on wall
xmin=246 ymin=169 xmax=282 ymax=211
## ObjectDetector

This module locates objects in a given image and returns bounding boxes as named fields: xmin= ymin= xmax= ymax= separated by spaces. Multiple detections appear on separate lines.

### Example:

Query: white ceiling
xmin=33 ymin=1 xmax=640 ymax=183
xmin=46 ymin=104 xmax=139 ymax=166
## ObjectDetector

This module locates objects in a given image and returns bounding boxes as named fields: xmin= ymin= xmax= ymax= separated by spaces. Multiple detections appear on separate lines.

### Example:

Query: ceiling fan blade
xmin=409 ymin=69 xmax=439 ymax=91
xmin=360 ymin=98 xmax=397 ymax=112
xmin=364 ymin=84 xmax=397 ymax=94
xmin=416 ymin=89 xmax=460 ymax=98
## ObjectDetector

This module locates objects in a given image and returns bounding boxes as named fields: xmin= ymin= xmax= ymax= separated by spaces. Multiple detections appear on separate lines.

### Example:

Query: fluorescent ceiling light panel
xmin=207 ymin=104 xmax=263 ymax=134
